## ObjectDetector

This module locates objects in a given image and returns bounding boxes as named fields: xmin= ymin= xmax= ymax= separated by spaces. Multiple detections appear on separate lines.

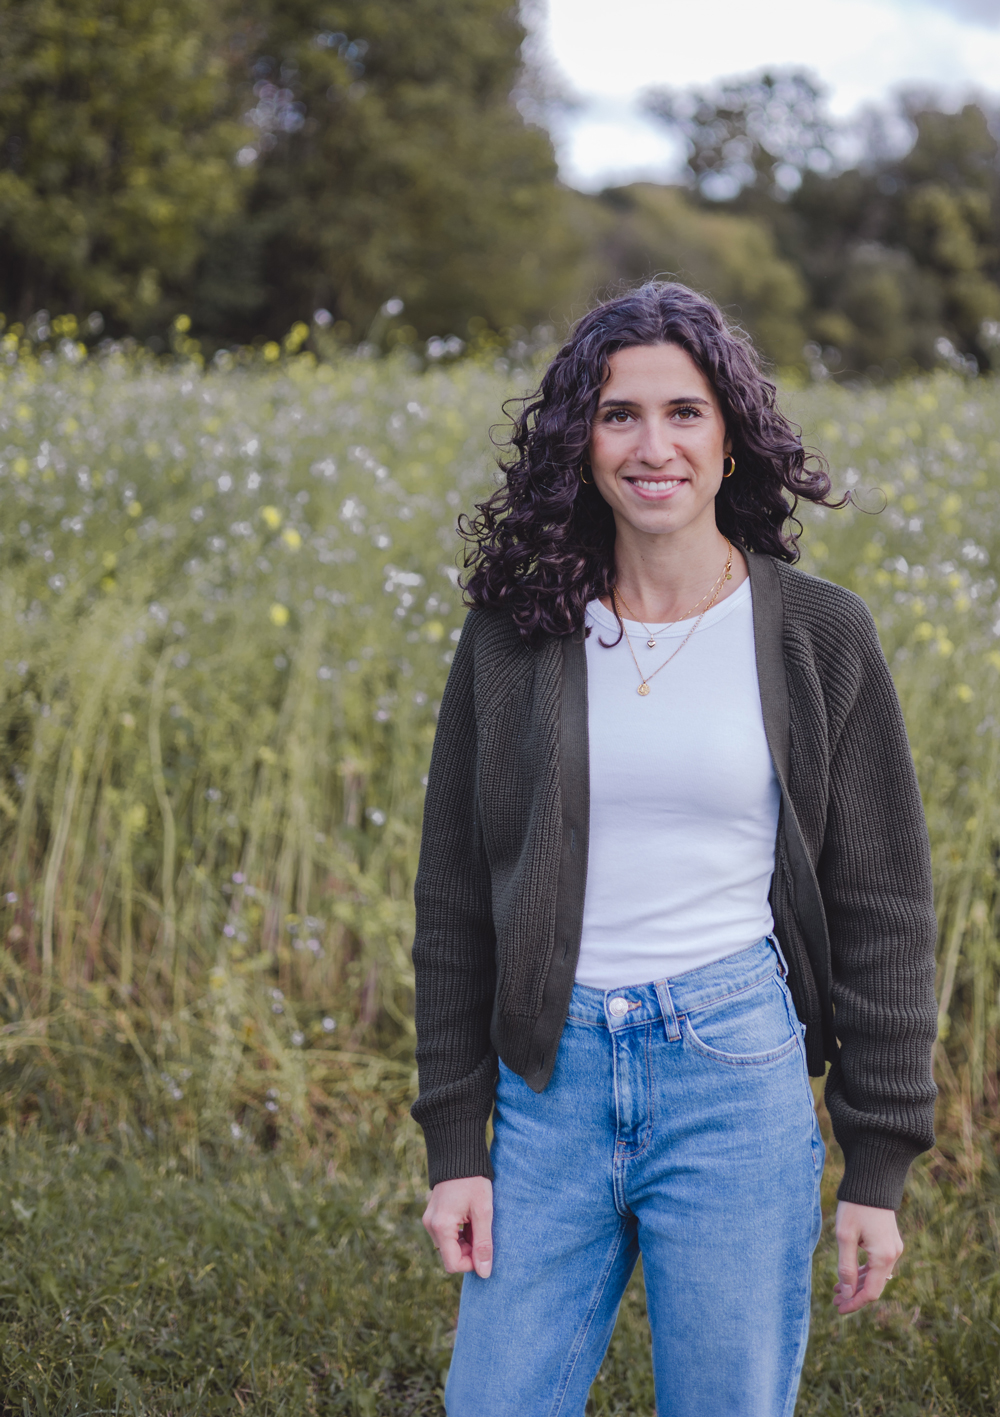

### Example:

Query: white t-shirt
xmin=576 ymin=579 xmax=780 ymax=989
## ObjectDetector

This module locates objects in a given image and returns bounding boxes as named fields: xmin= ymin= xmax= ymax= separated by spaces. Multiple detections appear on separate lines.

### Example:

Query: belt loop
xmin=654 ymin=979 xmax=681 ymax=1041
xmin=769 ymin=933 xmax=790 ymax=979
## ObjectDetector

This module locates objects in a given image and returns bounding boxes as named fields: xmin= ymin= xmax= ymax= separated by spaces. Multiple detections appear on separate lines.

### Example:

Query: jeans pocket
xmin=683 ymin=975 xmax=800 ymax=1066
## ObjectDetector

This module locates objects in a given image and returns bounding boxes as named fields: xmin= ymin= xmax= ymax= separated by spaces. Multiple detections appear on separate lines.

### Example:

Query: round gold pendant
xmin=646 ymin=638 xmax=656 ymax=648
xmin=637 ymin=682 xmax=651 ymax=696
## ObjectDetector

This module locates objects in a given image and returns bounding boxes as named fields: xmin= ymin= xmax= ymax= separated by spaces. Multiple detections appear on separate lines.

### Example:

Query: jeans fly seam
xmin=612 ymin=1026 xmax=654 ymax=1213
xmin=546 ymin=1219 xmax=633 ymax=1417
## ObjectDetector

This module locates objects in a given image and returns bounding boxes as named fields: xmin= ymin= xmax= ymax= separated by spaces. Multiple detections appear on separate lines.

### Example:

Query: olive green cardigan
xmin=411 ymin=553 xmax=938 ymax=1210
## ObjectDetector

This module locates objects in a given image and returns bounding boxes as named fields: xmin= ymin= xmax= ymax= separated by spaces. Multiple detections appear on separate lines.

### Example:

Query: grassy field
xmin=1 ymin=339 xmax=999 ymax=1412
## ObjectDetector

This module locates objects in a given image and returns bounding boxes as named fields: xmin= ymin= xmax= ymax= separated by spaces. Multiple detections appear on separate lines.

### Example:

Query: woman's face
xmin=588 ymin=342 xmax=730 ymax=541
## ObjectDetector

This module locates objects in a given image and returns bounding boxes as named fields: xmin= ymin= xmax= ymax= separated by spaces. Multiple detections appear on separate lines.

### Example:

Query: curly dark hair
xmin=460 ymin=281 xmax=838 ymax=644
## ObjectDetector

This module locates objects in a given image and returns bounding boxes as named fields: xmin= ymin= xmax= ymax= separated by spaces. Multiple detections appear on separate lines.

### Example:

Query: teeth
xmin=631 ymin=479 xmax=681 ymax=492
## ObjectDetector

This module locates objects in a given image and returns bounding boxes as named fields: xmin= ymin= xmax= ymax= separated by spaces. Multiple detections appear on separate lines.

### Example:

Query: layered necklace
xmin=612 ymin=539 xmax=733 ymax=697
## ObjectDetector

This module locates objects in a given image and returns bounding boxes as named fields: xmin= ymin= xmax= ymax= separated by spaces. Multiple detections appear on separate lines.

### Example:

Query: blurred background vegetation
xmin=1 ymin=0 xmax=998 ymax=376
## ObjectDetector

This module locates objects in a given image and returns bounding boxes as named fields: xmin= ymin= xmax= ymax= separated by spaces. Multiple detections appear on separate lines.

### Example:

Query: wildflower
xmin=269 ymin=603 xmax=290 ymax=627
xmin=955 ymin=684 xmax=974 ymax=702
xmin=322 ymin=1017 xmax=337 ymax=1033
xmin=261 ymin=505 xmax=282 ymax=531
xmin=291 ymin=1031 xmax=305 ymax=1047
xmin=281 ymin=527 xmax=302 ymax=551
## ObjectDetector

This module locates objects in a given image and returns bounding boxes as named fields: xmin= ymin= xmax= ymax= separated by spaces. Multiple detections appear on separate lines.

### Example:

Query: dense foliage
xmin=0 ymin=0 xmax=572 ymax=345
xmin=646 ymin=73 xmax=1000 ymax=377
xmin=2 ymin=3 xmax=998 ymax=372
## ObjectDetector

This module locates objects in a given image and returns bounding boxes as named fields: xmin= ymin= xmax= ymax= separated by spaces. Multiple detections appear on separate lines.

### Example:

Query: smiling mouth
xmin=626 ymin=477 xmax=685 ymax=494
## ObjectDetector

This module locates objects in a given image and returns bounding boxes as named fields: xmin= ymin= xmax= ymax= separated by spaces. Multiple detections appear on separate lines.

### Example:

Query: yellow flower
xmin=269 ymin=602 xmax=289 ymax=627
xmin=174 ymin=314 xmax=192 ymax=333
xmin=955 ymin=684 xmax=974 ymax=703
xmin=12 ymin=457 xmax=28 ymax=478
xmin=262 ymin=342 xmax=280 ymax=362
xmin=280 ymin=527 xmax=302 ymax=551
xmin=424 ymin=620 xmax=445 ymax=642
xmin=915 ymin=622 xmax=935 ymax=641
xmin=127 ymin=500 xmax=142 ymax=518
xmin=260 ymin=505 xmax=282 ymax=531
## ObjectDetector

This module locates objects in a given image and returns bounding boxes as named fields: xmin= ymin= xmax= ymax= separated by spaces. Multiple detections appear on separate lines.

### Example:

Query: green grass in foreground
xmin=0 ymin=1118 xmax=997 ymax=1417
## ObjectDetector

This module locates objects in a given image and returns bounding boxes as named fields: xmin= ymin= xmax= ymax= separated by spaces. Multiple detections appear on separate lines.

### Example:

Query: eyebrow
xmin=596 ymin=395 xmax=711 ymax=410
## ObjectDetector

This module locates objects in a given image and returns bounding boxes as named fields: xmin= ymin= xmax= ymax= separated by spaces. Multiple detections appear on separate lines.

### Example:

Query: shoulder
xmin=455 ymin=606 xmax=552 ymax=718
xmin=459 ymin=606 xmax=533 ymax=664
xmin=768 ymin=559 xmax=882 ymax=664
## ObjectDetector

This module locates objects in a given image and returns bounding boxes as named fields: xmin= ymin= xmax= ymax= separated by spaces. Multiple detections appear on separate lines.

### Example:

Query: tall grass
xmin=0 ymin=343 xmax=997 ymax=1151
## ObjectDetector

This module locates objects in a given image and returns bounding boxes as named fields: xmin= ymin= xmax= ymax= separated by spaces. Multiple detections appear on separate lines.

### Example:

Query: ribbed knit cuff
xmin=419 ymin=1111 xmax=493 ymax=1191
xmin=836 ymin=1133 xmax=924 ymax=1210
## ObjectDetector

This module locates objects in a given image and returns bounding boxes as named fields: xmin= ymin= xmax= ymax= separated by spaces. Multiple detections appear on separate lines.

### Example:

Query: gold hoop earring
xmin=579 ymin=463 xmax=594 ymax=486
xmin=722 ymin=455 xmax=736 ymax=479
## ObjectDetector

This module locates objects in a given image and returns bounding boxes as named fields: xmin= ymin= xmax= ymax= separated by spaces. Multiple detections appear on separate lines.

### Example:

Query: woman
xmin=411 ymin=283 xmax=937 ymax=1416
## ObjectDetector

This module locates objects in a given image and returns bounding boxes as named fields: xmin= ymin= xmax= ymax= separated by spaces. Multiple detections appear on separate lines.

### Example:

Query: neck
xmin=607 ymin=519 xmax=745 ymax=624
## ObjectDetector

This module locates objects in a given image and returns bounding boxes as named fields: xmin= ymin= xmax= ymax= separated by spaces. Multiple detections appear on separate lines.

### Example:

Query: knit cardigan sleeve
xmin=410 ymin=613 xmax=498 ymax=1188
xmin=818 ymin=599 xmax=938 ymax=1210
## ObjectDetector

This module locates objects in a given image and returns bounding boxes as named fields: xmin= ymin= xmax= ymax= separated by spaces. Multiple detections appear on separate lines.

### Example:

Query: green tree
xmin=646 ymin=71 xmax=1000 ymax=375
xmin=196 ymin=0 xmax=575 ymax=343
xmin=644 ymin=70 xmax=836 ymax=207
xmin=566 ymin=183 xmax=807 ymax=367
xmin=0 ymin=0 xmax=245 ymax=329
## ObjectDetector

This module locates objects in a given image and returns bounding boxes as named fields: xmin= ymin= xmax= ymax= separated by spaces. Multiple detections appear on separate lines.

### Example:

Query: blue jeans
xmin=445 ymin=937 xmax=825 ymax=1417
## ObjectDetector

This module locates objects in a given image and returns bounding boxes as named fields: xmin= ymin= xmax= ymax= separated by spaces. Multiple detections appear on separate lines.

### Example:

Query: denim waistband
xmin=567 ymin=936 xmax=787 ymax=1039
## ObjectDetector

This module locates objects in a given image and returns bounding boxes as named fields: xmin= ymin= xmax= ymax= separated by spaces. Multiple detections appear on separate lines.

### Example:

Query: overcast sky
xmin=533 ymin=0 xmax=1000 ymax=189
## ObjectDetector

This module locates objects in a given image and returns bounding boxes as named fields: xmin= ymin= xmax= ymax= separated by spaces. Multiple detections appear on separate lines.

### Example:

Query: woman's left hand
xmin=833 ymin=1200 xmax=904 ymax=1314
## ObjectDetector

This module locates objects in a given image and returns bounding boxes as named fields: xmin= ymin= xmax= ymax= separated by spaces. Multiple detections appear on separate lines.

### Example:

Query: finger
xmin=837 ymin=1270 xmax=882 ymax=1313
xmin=469 ymin=1194 xmax=494 ymax=1279
xmin=835 ymin=1229 xmax=860 ymax=1303
xmin=848 ymin=1247 xmax=899 ymax=1309
xmin=435 ymin=1221 xmax=474 ymax=1273
xmin=424 ymin=1204 xmax=472 ymax=1272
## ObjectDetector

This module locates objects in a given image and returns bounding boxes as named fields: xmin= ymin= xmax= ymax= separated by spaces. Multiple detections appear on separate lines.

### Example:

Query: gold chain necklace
xmin=612 ymin=540 xmax=733 ymax=697
xmin=616 ymin=552 xmax=732 ymax=648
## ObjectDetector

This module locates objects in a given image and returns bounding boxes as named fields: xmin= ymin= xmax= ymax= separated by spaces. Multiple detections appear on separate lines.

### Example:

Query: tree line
xmin=1 ymin=0 xmax=998 ymax=377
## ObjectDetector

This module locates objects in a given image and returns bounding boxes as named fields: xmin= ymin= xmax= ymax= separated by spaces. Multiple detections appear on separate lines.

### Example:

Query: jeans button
xmin=608 ymin=997 xmax=629 ymax=1017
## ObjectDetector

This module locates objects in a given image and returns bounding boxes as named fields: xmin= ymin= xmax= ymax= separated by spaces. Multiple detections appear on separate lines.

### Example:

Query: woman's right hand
xmin=422 ymin=1176 xmax=494 ymax=1278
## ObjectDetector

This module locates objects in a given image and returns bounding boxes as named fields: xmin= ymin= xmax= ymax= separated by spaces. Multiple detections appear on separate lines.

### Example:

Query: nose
xmin=635 ymin=417 xmax=675 ymax=467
